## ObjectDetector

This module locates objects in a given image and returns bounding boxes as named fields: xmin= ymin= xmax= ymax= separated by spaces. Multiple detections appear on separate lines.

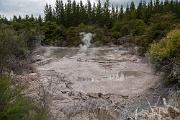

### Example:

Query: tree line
xmin=43 ymin=0 xmax=180 ymax=28
xmin=0 ymin=0 xmax=179 ymax=28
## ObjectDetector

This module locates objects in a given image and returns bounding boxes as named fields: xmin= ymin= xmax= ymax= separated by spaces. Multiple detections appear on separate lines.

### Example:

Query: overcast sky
xmin=0 ymin=0 xmax=144 ymax=18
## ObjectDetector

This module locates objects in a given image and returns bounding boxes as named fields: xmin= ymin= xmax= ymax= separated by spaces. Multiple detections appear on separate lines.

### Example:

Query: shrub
xmin=93 ymin=28 xmax=111 ymax=46
xmin=0 ymin=24 xmax=27 ymax=73
xmin=19 ymin=28 xmax=44 ymax=50
xmin=112 ymin=21 xmax=130 ymax=36
xmin=0 ymin=23 xmax=41 ymax=73
xmin=0 ymin=75 xmax=48 ymax=120
xmin=41 ymin=21 xmax=65 ymax=46
xmin=65 ymin=27 xmax=81 ymax=46
xmin=112 ymin=19 xmax=147 ymax=36
xmin=135 ymin=17 xmax=175 ymax=55
xmin=149 ymin=29 xmax=180 ymax=84
xmin=111 ymin=31 xmax=122 ymax=39
xmin=78 ymin=23 xmax=96 ymax=32
xmin=129 ymin=19 xmax=147 ymax=36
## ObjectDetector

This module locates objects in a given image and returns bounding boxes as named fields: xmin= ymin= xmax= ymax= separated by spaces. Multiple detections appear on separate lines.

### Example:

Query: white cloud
xmin=0 ymin=0 xmax=46 ymax=18
xmin=0 ymin=0 xmax=147 ymax=18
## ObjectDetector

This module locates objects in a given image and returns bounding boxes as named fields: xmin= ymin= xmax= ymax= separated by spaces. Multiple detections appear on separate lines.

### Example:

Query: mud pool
xmin=32 ymin=46 xmax=160 ymax=120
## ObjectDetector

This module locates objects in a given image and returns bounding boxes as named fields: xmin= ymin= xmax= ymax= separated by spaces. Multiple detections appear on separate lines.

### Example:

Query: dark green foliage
xmin=44 ymin=4 xmax=54 ymax=22
xmin=45 ymin=0 xmax=112 ymax=28
xmin=134 ymin=12 xmax=177 ymax=55
xmin=6 ymin=0 xmax=177 ymax=48
xmin=41 ymin=21 xmax=65 ymax=46
xmin=0 ymin=75 xmax=49 ymax=120
xmin=93 ymin=28 xmax=109 ymax=46
xmin=112 ymin=19 xmax=147 ymax=36
xmin=0 ymin=12 xmax=48 ymax=120
xmin=65 ymin=27 xmax=81 ymax=46
xmin=0 ymin=22 xmax=43 ymax=73
xmin=0 ymin=24 xmax=27 ymax=73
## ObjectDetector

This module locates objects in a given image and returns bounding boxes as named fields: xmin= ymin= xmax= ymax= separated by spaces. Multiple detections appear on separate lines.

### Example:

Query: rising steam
xmin=80 ymin=32 xmax=93 ymax=51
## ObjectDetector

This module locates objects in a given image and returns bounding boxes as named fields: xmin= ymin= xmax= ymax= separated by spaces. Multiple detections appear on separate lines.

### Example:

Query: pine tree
xmin=76 ymin=3 xmax=80 ymax=24
xmin=115 ymin=6 xmax=119 ymax=15
xmin=79 ymin=0 xmax=87 ymax=24
xmin=55 ymin=0 xmax=61 ymax=24
xmin=118 ymin=5 xmax=124 ymax=20
xmin=104 ymin=0 xmax=111 ymax=27
xmin=142 ymin=0 xmax=149 ymax=23
xmin=37 ymin=15 xmax=43 ymax=25
xmin=60 ymin=0 xmax=65 ymax=25
xmin=17 ymin=16 xmax=22 ymax=22
xmin=148 ymin=0 xmax=153 ymax=11
xmin=125 ymin=4 xmax=130 ymax=19
xmin=13 ymin=15 xmax=18 ymax=22
xmin=25 ymin=15 xmax=29 ymax=21
xmin=137 ymin=0 xmax=143 ymax=19
xmin=44 ymin=4 xmax=53 ymax=22
xmin=96 ymin=0 xmax=102 ymax=25
xmin=87 ymin=0 xmax=92 ymax=24
xmin=114 ymin=5 xmax=119 ymax=20
xmin=130 ymin=1 xmax=136 ymax=19
xmin=64 ymin=0 xmax=72 ymax=26
xmin=154 ymin=0 xmax=160 ymax=12
xmin=92 ymin=3 xmax=96 ymax=24
xmin=111 ymin=5 xmax=115 ymax=16
xmin=29 ymin=14 xmax=35 ymax=22
xmin=72 ymin=0 xmax=77 ymax=25
xmin=130 ymin=1 xmax=136 ymax=11
xmin=164 ymin=0 xmax=170 ymax=11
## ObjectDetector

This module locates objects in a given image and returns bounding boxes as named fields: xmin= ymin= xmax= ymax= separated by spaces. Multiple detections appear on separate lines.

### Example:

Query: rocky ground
xmin=14 ymin=46 xmax=179 ymax=120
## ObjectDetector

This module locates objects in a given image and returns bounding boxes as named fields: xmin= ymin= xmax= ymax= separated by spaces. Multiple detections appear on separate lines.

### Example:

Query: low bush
xmin=149 ymin=29 xmax=180 ymax=84
xmin=0 ymin=24 xmax=42 ymax=73
xmin=0 ymin=75 xmax=48 ymax=120
xmin=0 ymin=24 xmax=27 ymax=73
xmin=41 ymin=21 xmax=65 ymax=46
xmin=112 ymin=19 xmax=147 ymax=36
